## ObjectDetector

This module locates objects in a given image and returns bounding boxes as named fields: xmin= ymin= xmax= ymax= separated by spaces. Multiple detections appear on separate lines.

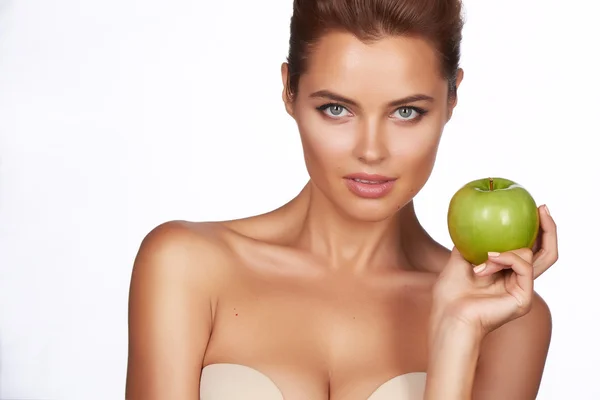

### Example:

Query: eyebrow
xmin=309 ymin=90 xmax=434 ymax=108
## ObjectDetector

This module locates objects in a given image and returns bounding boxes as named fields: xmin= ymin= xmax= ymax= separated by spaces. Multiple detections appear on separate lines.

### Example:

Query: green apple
xmin=447 ymin=177 xmax=539 ymax=265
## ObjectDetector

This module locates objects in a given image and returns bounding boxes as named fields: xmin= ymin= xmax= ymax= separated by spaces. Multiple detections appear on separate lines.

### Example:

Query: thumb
xmin=445 ymin=246 xmax=474 ymax=275
xmin=449 ymin=246 xmax=468 ymax=263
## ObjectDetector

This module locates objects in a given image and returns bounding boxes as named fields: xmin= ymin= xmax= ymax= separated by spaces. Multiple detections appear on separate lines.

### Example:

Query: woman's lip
xmin=343 ymin=173 xmax=397 ymax=182
xmin=343 ymin=178 xmax=396 ymax=199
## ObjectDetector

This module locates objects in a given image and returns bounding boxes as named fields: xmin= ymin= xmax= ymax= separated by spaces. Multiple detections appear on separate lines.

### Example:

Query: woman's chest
xmin=203 ymin=274 xmax=432 ymax=400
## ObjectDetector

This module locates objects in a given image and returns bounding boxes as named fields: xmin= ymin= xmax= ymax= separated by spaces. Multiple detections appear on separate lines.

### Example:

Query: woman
xmin=125 ymin=0 xmax=558 ymax=399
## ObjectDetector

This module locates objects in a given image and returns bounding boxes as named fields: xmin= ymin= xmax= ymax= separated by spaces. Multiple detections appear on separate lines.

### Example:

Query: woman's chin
xmin=338 ymin=199 xmax=405 ymax=224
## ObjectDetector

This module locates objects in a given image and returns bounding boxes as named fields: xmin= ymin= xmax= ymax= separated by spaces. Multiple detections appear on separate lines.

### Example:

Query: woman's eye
xmin=321 ymin=104 xmax=349 ymax=118
xmin=393 ymin=107 xmax=419 ymax=120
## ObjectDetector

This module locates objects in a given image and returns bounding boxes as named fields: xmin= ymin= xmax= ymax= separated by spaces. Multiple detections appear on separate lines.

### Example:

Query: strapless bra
xmin=200 ymin=363 xmax=426 ymax=399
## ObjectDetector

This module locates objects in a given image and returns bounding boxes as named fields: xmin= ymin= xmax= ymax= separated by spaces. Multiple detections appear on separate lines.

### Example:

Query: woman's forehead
xmin=299 ymin=32 xmax=446 ymax=100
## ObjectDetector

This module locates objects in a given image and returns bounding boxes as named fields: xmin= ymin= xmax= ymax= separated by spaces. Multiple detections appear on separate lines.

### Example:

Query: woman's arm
xmin=424 ymin=295 xmax=551 ymax=400
xmin=125 ymin=221 xmax=221 ymax=400
xmin=424 ymin=318 xmax=483 ymax=400
xmin=424 ymin=247 xmax=550 ymax=400
xmin=471 ymin=293 xmax=552 ymax=399
xmin=425 ymin=207 xmax=557 ymax=399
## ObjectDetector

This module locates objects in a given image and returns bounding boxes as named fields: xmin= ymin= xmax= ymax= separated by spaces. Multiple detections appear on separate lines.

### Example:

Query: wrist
xmin=429 ymin=318 xmax=483 ymax=361
xmin=425 ymin=319 xmax=483 ymax=400
xmin=429 ymin=313 xmax=485 ymax=345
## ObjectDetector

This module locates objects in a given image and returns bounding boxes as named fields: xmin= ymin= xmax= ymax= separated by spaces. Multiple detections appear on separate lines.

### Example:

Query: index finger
xmin=488 ymin=251 xmax=534 ymax=301
xmin=532 ymin=205 xmax=558 ymax=278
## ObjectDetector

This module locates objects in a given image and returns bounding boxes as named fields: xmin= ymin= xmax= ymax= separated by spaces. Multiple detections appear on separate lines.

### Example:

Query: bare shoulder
xmin=132 ymin=220 xmax=234 ymax=287
xmin=483 ymin=291 xmax=552 ymax=350
xmin=138 ymin=219 xmax=229 ymax=252
xmin=472 ymin=292 xmax=552 ymax=399
xmin=137 ymin=219 xmax=231 ymax=256
xmin=126 ymin=220 xmax=235 ymax=399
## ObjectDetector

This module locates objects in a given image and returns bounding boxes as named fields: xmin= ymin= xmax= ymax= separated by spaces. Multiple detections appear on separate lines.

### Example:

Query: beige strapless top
xmin=200 ymin=363 xmax=426 ymax=399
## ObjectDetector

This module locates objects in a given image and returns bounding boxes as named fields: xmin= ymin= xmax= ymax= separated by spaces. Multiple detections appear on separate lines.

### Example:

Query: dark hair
xmin=286 ymin=0 xmax=464 ymax=100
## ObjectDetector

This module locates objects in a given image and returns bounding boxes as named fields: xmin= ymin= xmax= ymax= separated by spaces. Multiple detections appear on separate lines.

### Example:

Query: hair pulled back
xmin=286 ymin=0 xmax=464 ymax=100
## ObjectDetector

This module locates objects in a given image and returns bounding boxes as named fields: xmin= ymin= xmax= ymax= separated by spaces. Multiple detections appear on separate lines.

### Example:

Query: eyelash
xmin=316 ymin=103 xmax=428 ymax=122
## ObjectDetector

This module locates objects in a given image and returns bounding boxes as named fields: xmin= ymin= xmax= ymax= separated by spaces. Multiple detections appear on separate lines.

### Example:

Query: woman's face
xmin=282 ymin=31 xmax=462 ymax=222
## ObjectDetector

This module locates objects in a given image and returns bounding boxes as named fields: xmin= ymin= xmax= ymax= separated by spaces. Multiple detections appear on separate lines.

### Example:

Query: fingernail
xmin=473 ymin=263 xmax=486 ymax=274
xmin=544 ymin=205 xmax=551 ymax=216
xmin=488 ymin=251 xmax=500 ymax=257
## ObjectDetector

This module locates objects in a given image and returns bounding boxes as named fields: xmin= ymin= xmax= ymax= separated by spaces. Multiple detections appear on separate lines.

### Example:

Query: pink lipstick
xmin=343 ymin=173 xmax=397 ymax=199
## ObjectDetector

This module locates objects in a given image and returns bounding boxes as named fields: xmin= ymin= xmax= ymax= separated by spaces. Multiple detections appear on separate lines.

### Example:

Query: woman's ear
xmin=281 ymin=62 xmax=294 ymax=117
xmin=447 ymin=68 xmax=464 ymax=121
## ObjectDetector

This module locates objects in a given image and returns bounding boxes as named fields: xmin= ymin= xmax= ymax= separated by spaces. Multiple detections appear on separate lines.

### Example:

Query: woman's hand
xmin=432 ymin=247 xmax=535 ymax=337
xmin=425 ymin=247 xmax=538 ymax=399
xmin=424 ymin=205 xmax=558 ymax=399
xmin=431 ymin=204 xmax=558 ymax=337
xmin=476 ymin=205 xmax=558 ymax=280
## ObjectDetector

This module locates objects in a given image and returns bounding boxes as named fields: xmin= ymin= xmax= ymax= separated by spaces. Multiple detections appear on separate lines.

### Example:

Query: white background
xmin=1 ymin=0 xmax=598 ymax=399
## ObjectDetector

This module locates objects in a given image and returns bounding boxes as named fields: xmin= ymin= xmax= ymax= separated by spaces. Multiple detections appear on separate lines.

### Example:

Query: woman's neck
xmin=291 ymin=181 xmax=420 ymax=272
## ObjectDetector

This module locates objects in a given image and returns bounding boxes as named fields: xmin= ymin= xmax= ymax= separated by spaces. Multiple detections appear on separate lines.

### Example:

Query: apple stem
xmin=489 ymin=178 xmax=494 ymax=191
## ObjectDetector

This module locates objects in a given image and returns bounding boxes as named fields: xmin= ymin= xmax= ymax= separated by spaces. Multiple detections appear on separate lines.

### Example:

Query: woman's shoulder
xmin=137 ymin=220 xmax=233 ymax=261
xmin=130 ymin=220 xmax=240 ymax=295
